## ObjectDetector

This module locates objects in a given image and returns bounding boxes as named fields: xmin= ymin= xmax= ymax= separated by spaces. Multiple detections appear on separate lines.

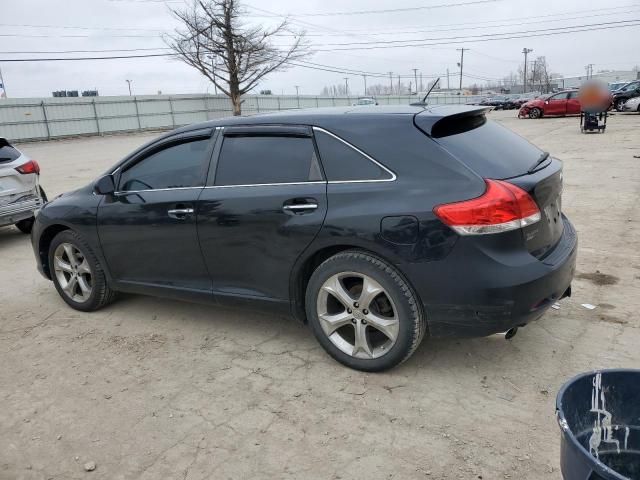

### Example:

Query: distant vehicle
xmin=352 ymin=97 xmax=378 ymax=106
xmin=608 ymin=81 xmax=629 ymax=92
xmin=0 ymin=138 xmax=47 ymax=233
xmin=622 ymin=96 xmax=640 ymax=113
xmin=481 ymin=96 xmax=511 ymax=110
xmin=518 ymin=90 xmax=581 ymax=119
xmin=611 ymin=80 xmax=640 ymax=111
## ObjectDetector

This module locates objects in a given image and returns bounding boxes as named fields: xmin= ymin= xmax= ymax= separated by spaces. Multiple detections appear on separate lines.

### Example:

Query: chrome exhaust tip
xmin=504 ymin=327 xmax=518 ymax=340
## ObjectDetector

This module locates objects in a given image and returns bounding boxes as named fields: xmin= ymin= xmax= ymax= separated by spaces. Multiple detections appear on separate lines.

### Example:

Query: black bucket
xmin=556 ymin=369 xmax=640 ymax=479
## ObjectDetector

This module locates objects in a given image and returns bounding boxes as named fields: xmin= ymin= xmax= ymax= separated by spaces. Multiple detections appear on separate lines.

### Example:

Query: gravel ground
xmin=2 ymin=110 xmax=639 ymax=480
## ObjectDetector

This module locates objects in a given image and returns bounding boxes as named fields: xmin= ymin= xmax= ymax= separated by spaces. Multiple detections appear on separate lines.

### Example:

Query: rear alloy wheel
xmin=48 ymin=230 xmax=116 ymax=311
xmin=306 ymin=251 xmax=426 ymax=371
xmin=529 ymin=107 xmax=542 ymax=119
xmin=615 ymin=99 xmax=626 ymax=112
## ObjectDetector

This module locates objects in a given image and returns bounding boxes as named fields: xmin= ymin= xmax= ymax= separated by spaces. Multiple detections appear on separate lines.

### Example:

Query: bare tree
xmin=166 ymin=0 xmax=307 ymax=115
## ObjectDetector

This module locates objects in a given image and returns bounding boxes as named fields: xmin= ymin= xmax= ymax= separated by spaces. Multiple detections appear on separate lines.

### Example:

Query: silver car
xmin=623 ymin=96 xmax=640 ymax=113
xmin=0 ymin=137 xmax=47 ymax=233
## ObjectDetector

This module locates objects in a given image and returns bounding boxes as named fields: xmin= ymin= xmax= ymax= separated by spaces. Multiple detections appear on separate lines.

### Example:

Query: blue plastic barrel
xmin=556 ymin=369 xmax=640 ymax=479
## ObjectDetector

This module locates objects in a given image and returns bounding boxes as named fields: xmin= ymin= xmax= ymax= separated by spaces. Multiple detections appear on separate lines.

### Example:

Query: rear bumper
xmin=0 ymin=197 xmax=43 ymax=227
xmin=400 ymin=216 xmax=577 ymax=338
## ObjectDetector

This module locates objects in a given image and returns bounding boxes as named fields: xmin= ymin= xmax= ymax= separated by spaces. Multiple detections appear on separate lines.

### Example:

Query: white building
xmin=558 ymin=70 xmax=639 ymax=89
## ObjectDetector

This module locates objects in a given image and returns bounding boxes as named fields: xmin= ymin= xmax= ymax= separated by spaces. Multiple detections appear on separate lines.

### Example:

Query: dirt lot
xmin=2 ymin=110 xmax=639 ymax=480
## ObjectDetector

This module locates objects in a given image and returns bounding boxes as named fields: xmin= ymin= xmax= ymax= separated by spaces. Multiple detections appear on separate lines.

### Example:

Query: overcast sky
xmin=0 ymin=0 xmax=638 ymax=98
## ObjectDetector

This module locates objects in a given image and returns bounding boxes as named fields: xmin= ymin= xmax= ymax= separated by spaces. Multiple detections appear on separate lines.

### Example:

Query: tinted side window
xmin=313 ymin=130 xmax=392 ymax=182
xmin=551 ymin=92 xmax=569 ymax=100
xmin=215 ymin=136 xmax=322 ymax=185
xmin=119 ymin=138 xmax=210 ymax=191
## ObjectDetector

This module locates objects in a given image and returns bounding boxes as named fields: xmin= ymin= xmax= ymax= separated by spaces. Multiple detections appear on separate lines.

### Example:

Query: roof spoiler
xmin=413 ymin=106 xmax=492 ymax=137
xmin=0 ymin=137 xmax=10 ymax=148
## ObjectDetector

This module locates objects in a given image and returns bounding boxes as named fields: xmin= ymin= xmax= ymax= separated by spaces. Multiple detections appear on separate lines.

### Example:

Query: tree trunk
xmin=231 ymin=94 xmax=241 ymax=116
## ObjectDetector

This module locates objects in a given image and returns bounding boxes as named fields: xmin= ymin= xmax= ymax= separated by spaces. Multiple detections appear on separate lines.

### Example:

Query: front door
xmin=545 ymin=92 xmax=569 ymax=116
xmin=197 ymin=126 xmax=327 ymax=303
xmin=97 ymin=130 xmax=215 ymax=292
xmin=566 ymin=91 xmax=581 ymax=115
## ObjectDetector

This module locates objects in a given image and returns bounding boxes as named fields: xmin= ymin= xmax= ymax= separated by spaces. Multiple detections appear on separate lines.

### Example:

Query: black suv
xmin=31 ymin=106 xmax=576 ymax=371
xmin=612 ymin=80 xmax=640 ymax=111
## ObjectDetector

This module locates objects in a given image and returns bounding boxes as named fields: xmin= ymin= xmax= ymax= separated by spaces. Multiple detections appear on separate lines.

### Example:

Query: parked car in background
xmin=31 ymin=105 xmax=576 ymax=371
xmin=352 ymin=97 xmax=378 ymax=106
xmin=623 ymin=96 xmax=640 ymax=113
xmin=518 ymin=90 xmax=581 ymax=118
xmin=0 ymin=138 xmax=47 ymax=233
xmin=480 ymin=96 xmax=511 ymax=110
xmin=608 ymin=81 xmax=629 ymax=92
xmin=611 ymin=80 xmax=640 ymax=111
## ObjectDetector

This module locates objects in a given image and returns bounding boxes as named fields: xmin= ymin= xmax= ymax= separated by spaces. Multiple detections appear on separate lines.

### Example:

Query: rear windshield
xmin=0 ymin=145 xmax=21 ymax=163
xmin=428 ymin=116 xmax=544 ymax=179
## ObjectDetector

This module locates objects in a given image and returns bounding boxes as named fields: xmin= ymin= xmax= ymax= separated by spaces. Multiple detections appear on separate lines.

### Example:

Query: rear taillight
xmin=433 ymin=179 xmax=541 ymax=235
xmin=15 ymin=159 xmax=40 ymax=175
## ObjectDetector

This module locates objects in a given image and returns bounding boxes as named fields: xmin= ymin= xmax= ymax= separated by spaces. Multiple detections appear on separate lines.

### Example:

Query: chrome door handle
xmin=283 ymin=203 xmax=318 ymax=213
xmin=167 ymin=208 xmax=194 ymax=219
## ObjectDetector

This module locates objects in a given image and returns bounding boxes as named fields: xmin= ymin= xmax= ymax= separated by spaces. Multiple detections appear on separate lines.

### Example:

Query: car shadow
xmin=0 ymin=226 xmax=29 ymax=247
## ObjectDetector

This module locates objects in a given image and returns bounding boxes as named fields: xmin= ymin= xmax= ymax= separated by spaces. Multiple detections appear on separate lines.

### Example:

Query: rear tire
xmin=615 ymin=99 xmax=626 ymax=112
xmin=48 ymin=230 xmax=116 ymax=312
xmin=305 ymin=250 xmax=426 ymax=372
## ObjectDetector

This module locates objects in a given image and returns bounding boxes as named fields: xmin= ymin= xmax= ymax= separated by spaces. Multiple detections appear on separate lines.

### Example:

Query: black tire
xmin=15 ymin=217 xmax=34 ymax=234
xmin=615 ymin=99 xmax=626 ymax=112
xmin=48 ymin=230 xmax=116 ymax=312
xmin=14 ymin=187 xmax=47 ymax=234
xmin=305 ymin=250 xmax=426 ymax=372
xmin=529 ymin=107 xmax=542 ymax=119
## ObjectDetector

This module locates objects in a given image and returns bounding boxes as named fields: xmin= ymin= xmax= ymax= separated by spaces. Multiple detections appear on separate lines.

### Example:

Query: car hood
xmin=521 ymin=99 xmax=544 ymax=108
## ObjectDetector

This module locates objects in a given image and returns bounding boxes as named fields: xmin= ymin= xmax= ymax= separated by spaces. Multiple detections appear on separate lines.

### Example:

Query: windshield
xmin=621 ymin=82 xmax=639 ymax=92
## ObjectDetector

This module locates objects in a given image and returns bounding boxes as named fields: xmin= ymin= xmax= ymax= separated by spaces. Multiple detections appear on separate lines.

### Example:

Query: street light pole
xmin=412 ymin=68 xmax=418 ymax=94
xmin=294 ymin=85 xmax=300 ymax=108
xmin=362 ymin=74 xmax=367 ymax=95
xmin=388 ymin=72 xmax=393 ymax=95
xmin=125 ymin=79 xmax=132 ymax=96
xmin=522 ymin=48 xmax=533 ymax=93
xmin=343 ymin=77 xmax=349 ymax=97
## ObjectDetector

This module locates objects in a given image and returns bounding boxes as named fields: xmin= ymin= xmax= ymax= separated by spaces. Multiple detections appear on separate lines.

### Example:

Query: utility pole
xmin=456 ymin=48 xmax=468 ymax=92
xmin=125 ymin=79 xmax=133 ymax=96
xmin=420 ymin=72 xmax=423 ymax=91
xmin=294 ymin=85 xmax=300 ymax=108
xmin=362 ymin=74 xmax=367 ymax=95
xmin=585 ymin=64 xmax=594 ymax=80
xmin=388 ymin=72 xmax=393 ymax=95
xmin=446 ymin=68 xmax=450 ymax=90
xmin=0 ymin=66 xmax=7 ymax=98
xmin=343 ymin=77 xmax=349 ymax=96
xmin=522 ymin=48 xmax=533 ymax=93
xmin=397 ymin=75 xmax=401 ymax=95
xmin=412 ymin=68 xmax=418 ymax=94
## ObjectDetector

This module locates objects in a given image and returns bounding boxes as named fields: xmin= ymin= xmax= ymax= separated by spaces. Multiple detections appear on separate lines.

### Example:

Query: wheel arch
xmin=289 ymin=242 xmax=414 ymax=324
xmin=38 ymin=224 xmax=71 ymax=279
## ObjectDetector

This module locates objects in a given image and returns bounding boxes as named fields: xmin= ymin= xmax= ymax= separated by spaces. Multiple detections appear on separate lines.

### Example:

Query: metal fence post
xmin=277 ymin=96 xmax=281 ymax=111
xmin=40 ymin=101 xmax=51 ymax=140
xmin=332 ymin=97 xmax=335 ymax=106
xmin=169 ymin=96 xmax=176 ymax=127
xmin=133 ymin=96 xmax=142 ymax=130
xmin=203 ymin=96 xmax=210 ymax=121
xmin=256 ymin=96 xmax=260 ymax=113
xmin=315 ymin=96 xmax=319 ymax=107
xmin=92 ymin=99 xmax=101 ymax=135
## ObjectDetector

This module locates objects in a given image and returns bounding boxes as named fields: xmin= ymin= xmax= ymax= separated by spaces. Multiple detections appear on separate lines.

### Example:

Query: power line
xmin=247 ymin=0 xmax=501 ymax=17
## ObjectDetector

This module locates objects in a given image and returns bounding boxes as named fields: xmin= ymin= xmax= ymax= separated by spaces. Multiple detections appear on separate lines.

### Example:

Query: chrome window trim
xmin=204 ymin=181 xmax=325 ymax=189
xmin=114 ymin=186 xmax=204 ymax=195
xmin=312 ymin=126 xmax=397 ymax=183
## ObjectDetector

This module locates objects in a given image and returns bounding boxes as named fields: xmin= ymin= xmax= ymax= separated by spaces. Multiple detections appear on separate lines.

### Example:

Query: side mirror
xmin=94 ymin=174 xmax=115 ymax=195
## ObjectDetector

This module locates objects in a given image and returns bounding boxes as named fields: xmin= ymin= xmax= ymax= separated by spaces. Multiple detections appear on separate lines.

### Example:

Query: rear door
xmin=97 ymin=129 xmax=215 ymax=291
xmin=545 ymin=92 xmax=569 ymax=116
xmin=197 ymin=125 xmax=327 ymax=303
xmin=566 ymin=91 xmax=581 ymax=115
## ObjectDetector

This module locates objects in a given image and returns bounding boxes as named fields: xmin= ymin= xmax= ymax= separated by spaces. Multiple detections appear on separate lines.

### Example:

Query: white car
xmin=352 ymin=97 xmax=378 ymax=106
xmin=0 ymin=137 xmax=47 ymax=233
xmin=622 ymin=96 xmax=640 ymax=113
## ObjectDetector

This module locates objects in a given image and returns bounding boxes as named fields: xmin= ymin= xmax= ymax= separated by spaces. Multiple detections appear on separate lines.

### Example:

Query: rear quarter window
xmin=0 ymin=145 xmax=21 ymax=163
xmin=426 ymin=116 xmax=544 ymax=179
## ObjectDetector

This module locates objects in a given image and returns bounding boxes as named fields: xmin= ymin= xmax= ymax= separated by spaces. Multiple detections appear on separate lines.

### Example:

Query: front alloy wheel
xmin=615 ymin=99 xmax=626 ymax=112
xmin=306 ymin=251 xmax=426 ymax=371
xmin=529 ymin=107 xmax=542 ymax=119
xmin=53 ymin=242 xmax=93 ymax=303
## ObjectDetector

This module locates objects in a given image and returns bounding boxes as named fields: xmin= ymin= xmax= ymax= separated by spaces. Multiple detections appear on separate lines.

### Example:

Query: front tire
xmin=615 ymin=99 xmax=626 ymax=112
xmin=305 ymin=251 xmax=426 ymax=371
xmin=48 ymin=230 xmax=116 ymax=312
xmin=529 ymin=107 xmax=542 ymax=119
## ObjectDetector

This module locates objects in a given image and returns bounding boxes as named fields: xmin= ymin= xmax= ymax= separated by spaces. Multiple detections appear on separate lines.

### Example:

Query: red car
xmin=518 ymin=90 xmax=581 ymax=119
